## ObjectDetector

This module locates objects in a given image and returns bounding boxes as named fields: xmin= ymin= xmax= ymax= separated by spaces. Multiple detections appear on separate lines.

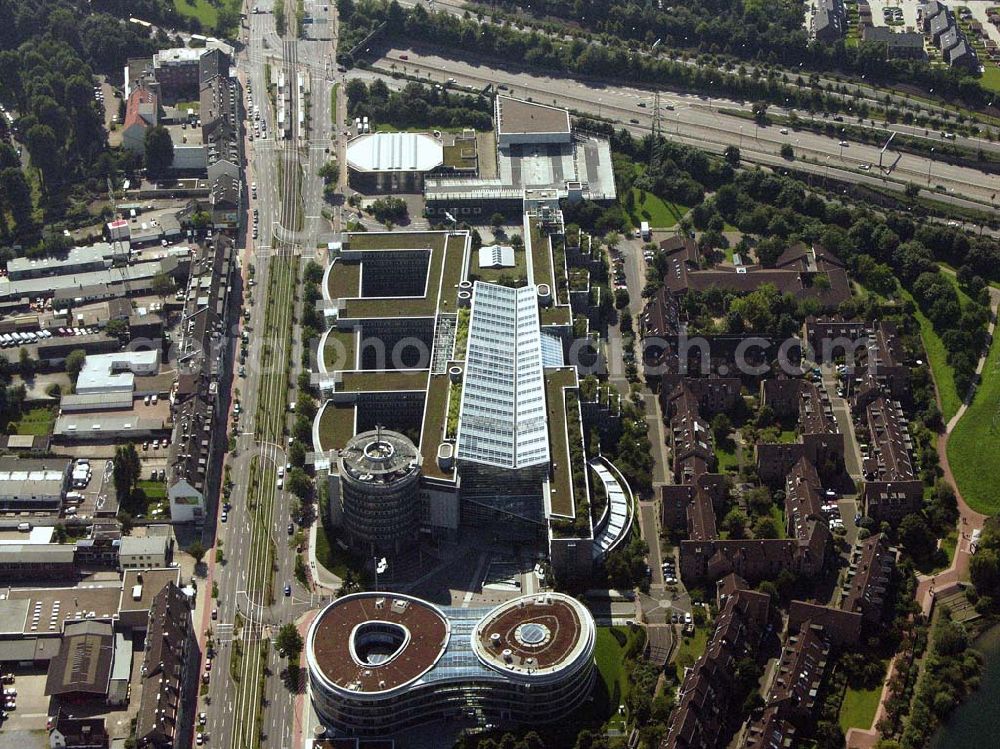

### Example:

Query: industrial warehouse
xmin=305 ymin=591 xmax=597 ymax=736
xmin=345 ymin=96 xmax=615 ymax=217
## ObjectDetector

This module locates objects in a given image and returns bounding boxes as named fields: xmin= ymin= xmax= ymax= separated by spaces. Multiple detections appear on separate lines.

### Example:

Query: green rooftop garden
xmin=420 ymin=374 xmax=453 ymax=480
xmin=339 ymin=370 xmax=429 ymax=392
xmin=323 ymin=328 xmax=357 ymax=372
xmin=317 ymin=402 xmax=356 ymax=452
xmin=326 ymin=261 xmax=360 ymax=301
xmin=540 ymin=306 xmax=573 ymax=326
xmin=529 ymin=217 xmax=556 ymax=290
xmin=546 ymin=368 xmax=590 ymax=531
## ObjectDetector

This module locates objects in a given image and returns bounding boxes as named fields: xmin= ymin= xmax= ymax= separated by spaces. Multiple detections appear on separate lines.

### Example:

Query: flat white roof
xmin=456 ymin=282 xmax=549 ymax=469
xmin=346 ymin=132 xmax=443 ymax=173
xmin=76 ymin=350 xmax=161 ymax=394
xmin=478 ymin=244 xmax=515 ymax=269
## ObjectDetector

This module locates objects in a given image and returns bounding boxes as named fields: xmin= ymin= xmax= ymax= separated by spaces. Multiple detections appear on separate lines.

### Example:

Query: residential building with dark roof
xmin=859 ymin=396 xmax=923 ymax=524
xmin=804 ymin=316 xmax=867 ymax=362
xmin=813 ymin=0 xmax=846 ymax=42
xmin=209 ymin=172 xmax=242 ymax=229
xmin=135 ymin=583 xmax=197 ymax=749
xmin=842 ymin=534 xmax=896 ymax=623
xmin=49 ymin=711 xmax=110 ymax=749
xmin=661 ymin=377 xmax=741 ymax=420
xmin=662 ymin=590 xmax=772 ymax=749
xmin=167 ymin=238 xmax=235 ymax=523
xmin=787 ymin=601 xmax=863 ymax=647
xmin=862 ymin=26 xmax=927 ymax=59
xmin=756 ymin=380 xmax=843 ymax=485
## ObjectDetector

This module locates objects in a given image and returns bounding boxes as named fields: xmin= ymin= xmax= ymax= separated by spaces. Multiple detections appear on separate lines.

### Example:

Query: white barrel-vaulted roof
xmin=346 ymin=132 xmax=443 ymax=173
xmin=456 ymin=282 xmax=550 ymax=469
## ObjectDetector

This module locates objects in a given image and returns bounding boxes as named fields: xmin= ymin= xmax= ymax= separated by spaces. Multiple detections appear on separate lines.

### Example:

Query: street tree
xmin=144 ymin=125 xmax=174 ymax=178
xmin=275 ymin=622 xmax=304 ymax=659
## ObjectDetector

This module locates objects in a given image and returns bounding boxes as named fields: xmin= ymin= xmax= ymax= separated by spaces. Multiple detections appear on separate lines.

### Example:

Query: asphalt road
xmin=198 ymin=1 xmax=340 ymax=747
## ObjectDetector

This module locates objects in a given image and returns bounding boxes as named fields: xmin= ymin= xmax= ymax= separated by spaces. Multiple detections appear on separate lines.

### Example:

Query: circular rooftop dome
xmin=339 ymin=429 xmax=419 ymax=484
xmin=472 ymin=593 xmax=595 ymax=680
xmin=307 ymin=593 xmax=450 ymax=697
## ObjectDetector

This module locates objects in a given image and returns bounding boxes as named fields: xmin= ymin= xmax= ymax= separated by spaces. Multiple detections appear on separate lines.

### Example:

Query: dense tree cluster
xmin=0 ymin=0 xmax=164 ymax=241
xmin=337 ymin=0 xmax=991 ymax=114
xmin=896 ymin=608 xmax=982 ymax=749
xmin=345 ymin=78 xmax=493 ymax=131
xmin=480 ymin=0 xmax=991 ymax=107
xmin=969 ymin=516 xmax=1000 ymax=613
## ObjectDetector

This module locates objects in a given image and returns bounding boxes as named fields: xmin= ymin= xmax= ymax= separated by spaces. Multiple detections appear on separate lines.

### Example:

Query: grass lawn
xmin=673 ymin=625 xmax=709 ymax=680
xmin=13 ymin=406 xmax=55 ymax=436
xmin=715 ymin=436 xmax=739 ymax=472
xmin=979 ymin=63 xmax=1000 ymax=95
xmin=628 ymin=188 xmax=688 ymax=229
xmin=948 ymin=325 xmax=1000 ymax=514
xmin=839 ymin=684 xmax=881 ymax=732
xmin=331 ymin=83 xmax=339 ymax=125
xmin=900 ymin=287 xmax=962 ymax=423
xmin=594 ymin=626 xmax=641 ymax=722
xmin=172 ymin=0 xmax=224 ymax=27
xmin=315 ymin=518 xmax=367 ymax=580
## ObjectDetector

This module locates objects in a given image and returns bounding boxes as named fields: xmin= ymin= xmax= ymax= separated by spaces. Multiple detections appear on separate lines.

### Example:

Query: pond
xmin=929 ymin=623 xmax=1000 ymax=749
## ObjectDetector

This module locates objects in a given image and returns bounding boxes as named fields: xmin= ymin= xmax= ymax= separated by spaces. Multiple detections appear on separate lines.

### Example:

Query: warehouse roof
xmin=496 ymin=96 xmax=571 ymax=136
xmin=346 ymin=132 xmax=443 ymax=173
xmin=45 ymin=620 xmax=115 ymax=696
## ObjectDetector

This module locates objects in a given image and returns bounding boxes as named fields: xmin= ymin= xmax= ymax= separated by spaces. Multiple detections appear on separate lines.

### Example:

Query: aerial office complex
xmin=313 ymin=219 xmax=634 ymax=581
xmin=306 ymin=592 xmax=597 ymax=735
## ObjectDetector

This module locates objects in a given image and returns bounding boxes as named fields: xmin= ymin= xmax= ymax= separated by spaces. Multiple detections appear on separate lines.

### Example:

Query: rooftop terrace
xmin=337 ymin=233 xmax=467 ymax=319
xmin=545 ymin=367 xmax=580 ymax=519
xmin=419 ymin=373 xmax=454 ymax=480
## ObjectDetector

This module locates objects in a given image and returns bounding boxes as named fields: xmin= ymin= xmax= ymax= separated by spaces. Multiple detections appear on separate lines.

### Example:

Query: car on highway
xmin=629 ymin=118 xmax=639 ymax=124
xmin=637 ymin=101 xmax=646 ymax=108
xmin=284 ymin=583 xmax=292 ymax=596
xmin=238 ymin=366 xmax=246 ymax=378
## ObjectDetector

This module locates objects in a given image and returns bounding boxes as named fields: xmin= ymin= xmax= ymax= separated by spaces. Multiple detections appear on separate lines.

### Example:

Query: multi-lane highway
xmin=368 ymin=46 xmax=1000 ymax=207
xmin=197 ymin=1 xmax=340 ymax=748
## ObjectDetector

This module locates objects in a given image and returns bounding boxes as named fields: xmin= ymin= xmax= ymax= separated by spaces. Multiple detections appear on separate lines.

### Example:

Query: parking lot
xmin=1 ymin=669 xmax=50 ymax=740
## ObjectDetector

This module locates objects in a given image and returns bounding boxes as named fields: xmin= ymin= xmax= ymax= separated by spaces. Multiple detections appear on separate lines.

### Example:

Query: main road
xmin=199 ymin=1 xmax=340 ymax=748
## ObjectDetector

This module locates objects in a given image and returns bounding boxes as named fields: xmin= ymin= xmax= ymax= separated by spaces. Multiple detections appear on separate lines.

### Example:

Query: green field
xmin=594 ymin=626 xmax=641 ymax=717
xmin=900 ymin=287 xmax=963 ymax=423
xmin=172 ymin=0 xmax=232 ymax=28
xmin=980 ymin=66 xmax=1000 ymax=95
xmin=839 ymin=684 xmax=881 ymax=731
xmin=673 ymin=625 xmax=708 ymax=680
xmin=13 ymin=406 xmax=55 ymax=436
xmin=715 ymin=436 xmax=739 ymax=472
xmin=948 ymin=326 xmax=1000 ymax=514
xmin=628 ymin=188 xmax=688 ymax=228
